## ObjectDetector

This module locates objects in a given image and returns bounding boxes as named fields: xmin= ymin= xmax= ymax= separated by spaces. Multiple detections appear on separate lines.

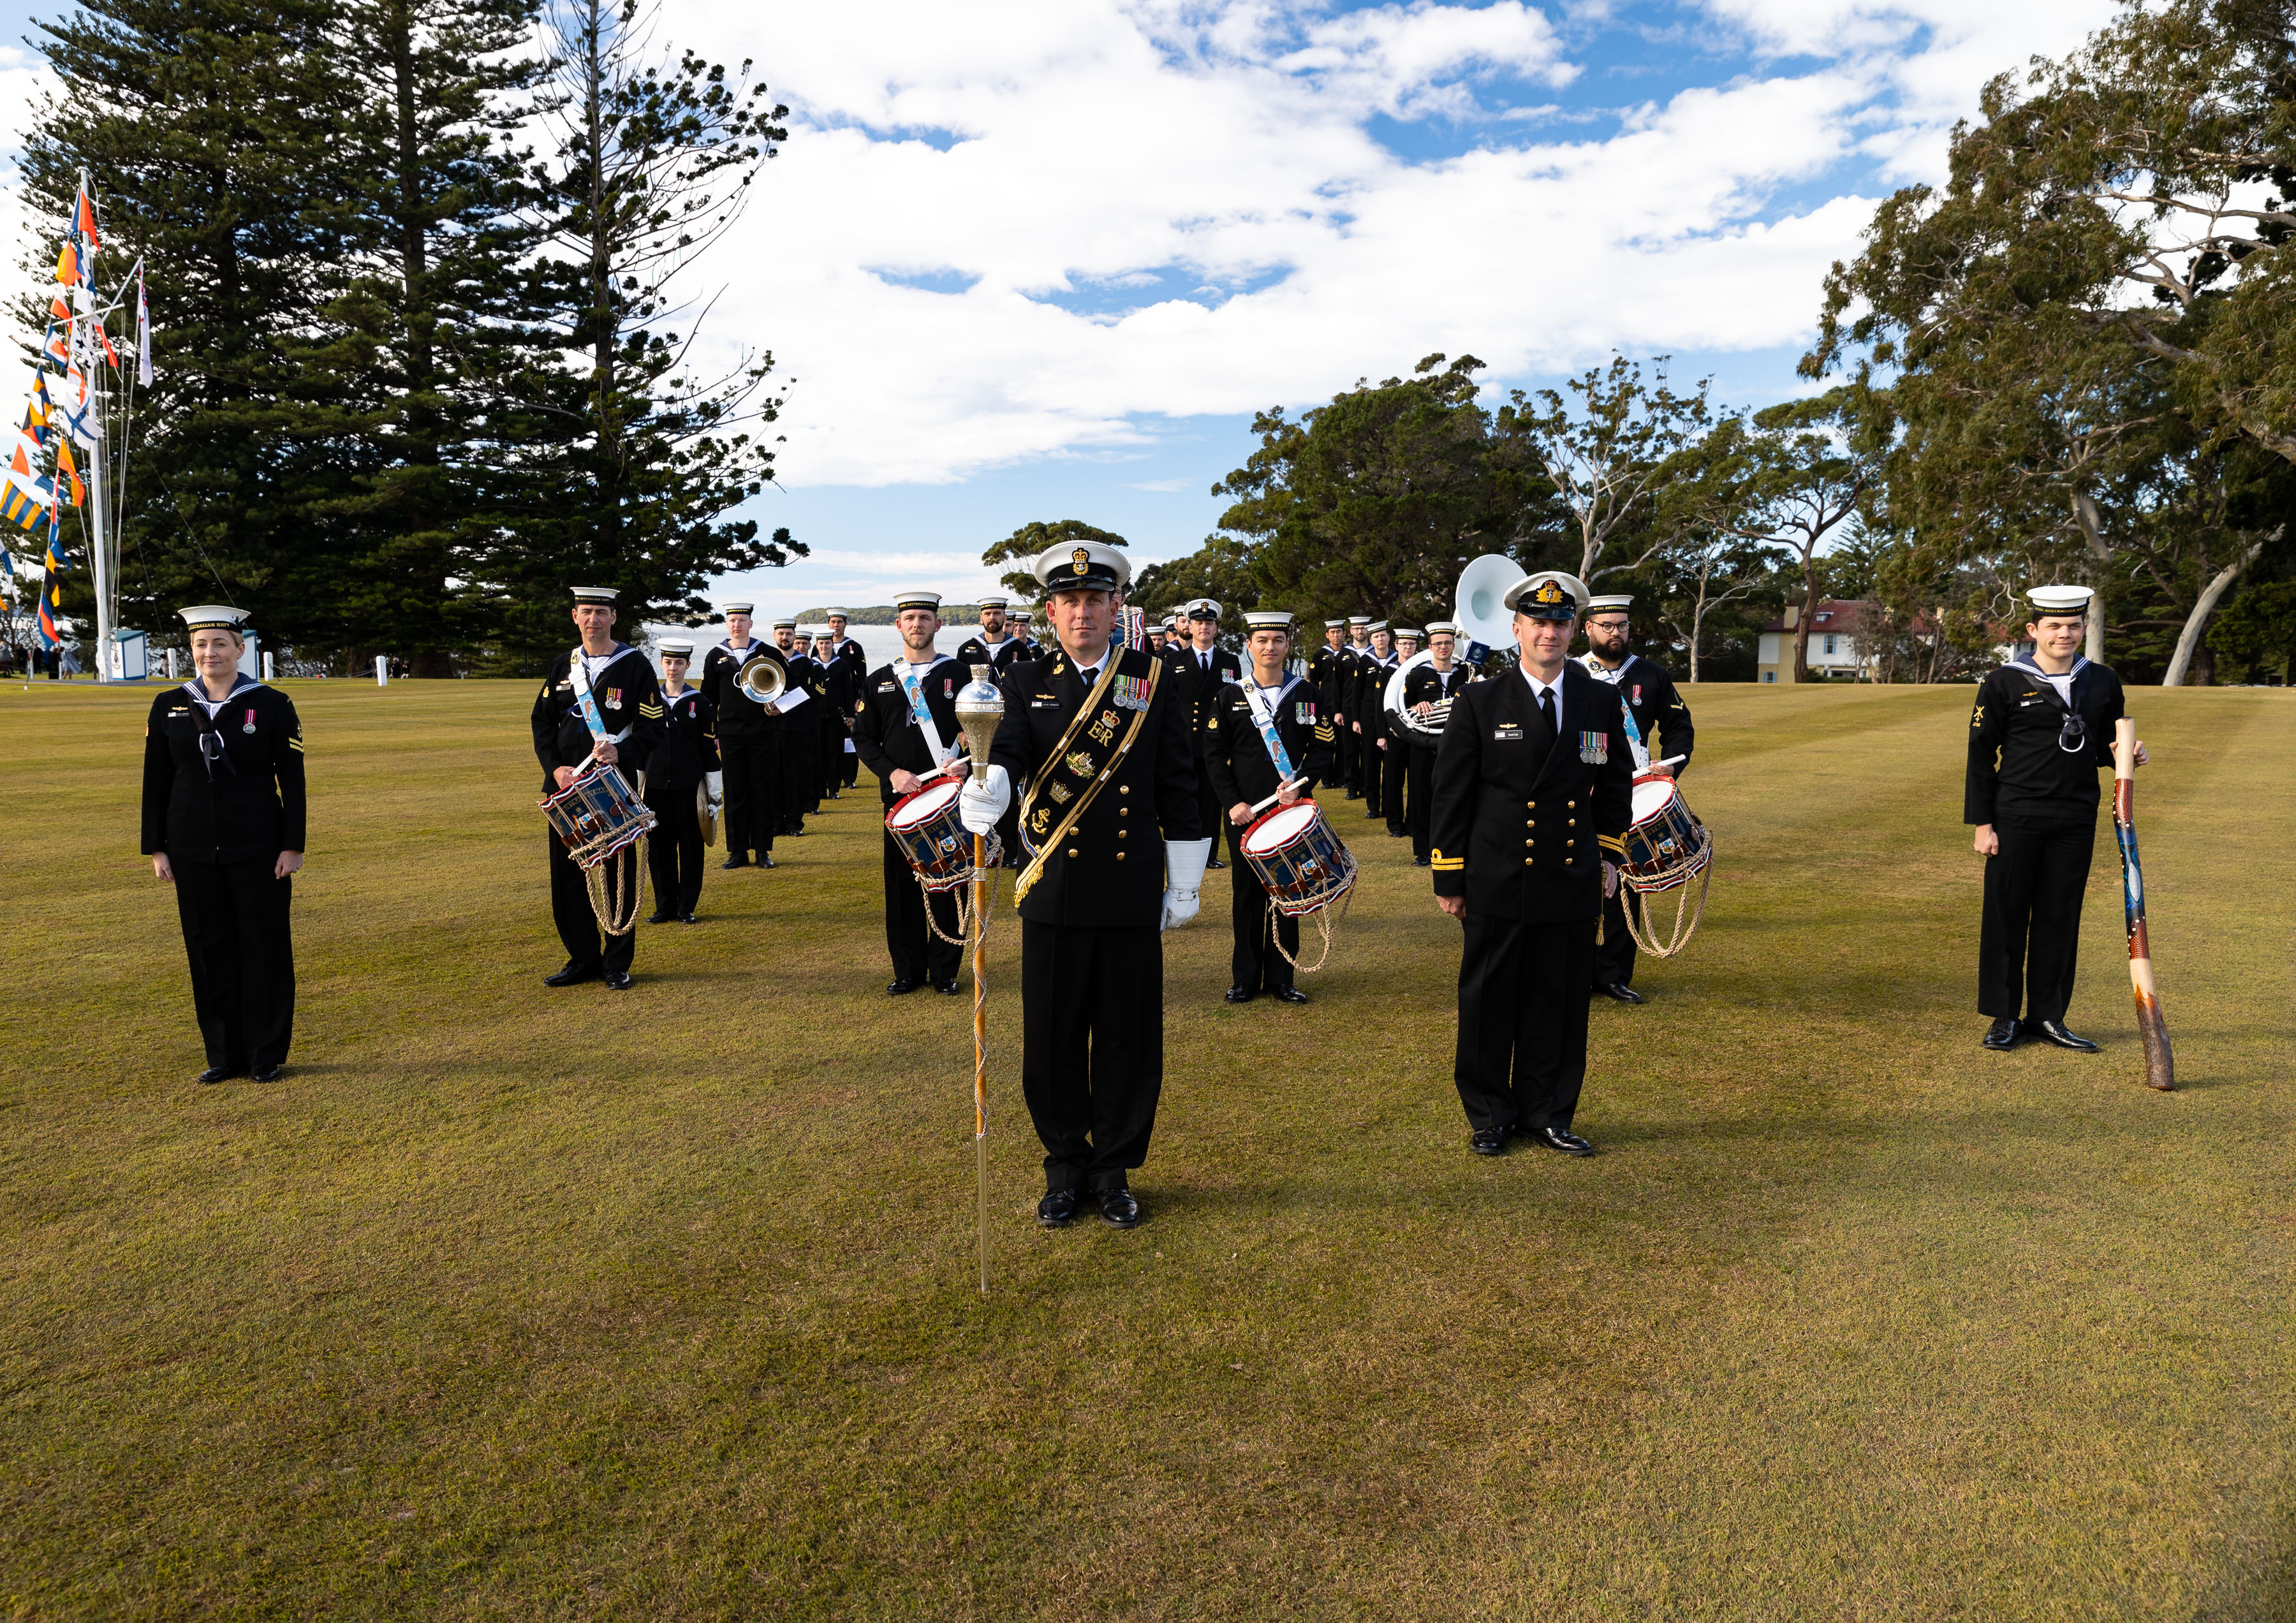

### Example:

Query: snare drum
xmin=887 ymin=777 xmax=996 ymax=890
xmin=1620 ymin=773 xmax=1709 ymax=893
xmin=1239 ymin=800 xmax=1357 ymax=917
xmin=541 ymin=763 xmax=658 ymax=869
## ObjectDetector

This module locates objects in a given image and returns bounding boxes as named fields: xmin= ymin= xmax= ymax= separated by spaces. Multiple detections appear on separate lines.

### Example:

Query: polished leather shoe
xmin=887 ymin=978 xmax=920 ymax=996
xmin=1982 ymin=1016 xmax=2021 ymax=1051
xmin=759 ymin=854 xmax=776 ymax=868
xmin=933 ymin=980 xmax=964 ymax=996
xmin=681 ymin=912 xmax=700 ymax=925
xmin=1388 ymin=826 xmax=1407 ymax=838
xmin=719 ymin=856 xmax=750 ymax=869
xmin=603 ymin=971 xmax=635 ymax=991
xmin=1596 ymin=982 xmax=1644 ymax=1005
xmin=1532 ymin=1125 xmax=1596 ymax=1156
xmin=1098 ymin=1186 xmax=1144 ymax=1228
xmin=543 ymin=964 xmax=600 ymax=987
xmin=1344 ymin=788 xmax=1362 ymax=800
xmin=2024 ymin=1018 xmax=2100 ymax=1052
xmin=250 ymin=1064 xmax=284 ymax=1083
xmin=645 ymin=909 xmax=675 ymax=925
xmin=1037 ymin=1188 xmax=1082 ymax=1228
xmin=1469 ymin=1127 xmax=1508 ymax=1156
xmin=1412 ymin=855 xmax=1431 ymax=867
xmin=1225 ymin=986 xmax=1256 ymax=1004
xmin=196 ymin=1064 xmax=242 ymax=1085
xmin=1272 ymin=986 xmax=1309 ymax=1004
xmin=1206 ymin=857 xmax=1225 ymax=870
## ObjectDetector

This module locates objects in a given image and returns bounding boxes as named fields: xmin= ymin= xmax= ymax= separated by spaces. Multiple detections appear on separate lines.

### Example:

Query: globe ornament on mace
xmin=953 ymin=664 xmax=1006 ymax=1291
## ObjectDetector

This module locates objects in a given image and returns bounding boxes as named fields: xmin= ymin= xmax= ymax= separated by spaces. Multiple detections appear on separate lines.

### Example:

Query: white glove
xmin=705 ymin=769 xmax=724 ymax=811
xmin=958 ymin=765 xmax=1011 ymax=834
xmin=1161 ymin=837 xmax=1214 ymax=930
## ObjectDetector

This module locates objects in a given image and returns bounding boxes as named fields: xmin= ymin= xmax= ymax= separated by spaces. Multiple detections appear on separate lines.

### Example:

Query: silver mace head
xmin=953 ymin=663 xmax=1004 ymax=781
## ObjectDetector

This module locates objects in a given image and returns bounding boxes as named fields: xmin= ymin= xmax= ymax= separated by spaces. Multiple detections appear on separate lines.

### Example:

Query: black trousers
xmin=550 ymin=830 xmax=637 ymax=974
xmin=1593 ymin=884 xmax=1643 ymax=988
xmin=1021 ymin=919 xmax=1162 ymax=1191
xmin=173 ymin=855 xmax=295 ymax=1070
xmin=882 ymin=830 xmax=962 ymax=985
xmin=1402 ymin=745 xmax=1436 ymax=857
xmin=1453 ymin=910 xmax=1597 ymax=1135
xmin=1360 ymin=732 xmax=1385 ymax=817
xmin=823 ymin=730 xmax=846 ymax=798
xmin=1193 ymin=749 xmax=1233 ymax=861
xmin=644 ymin=776 xmax=705 ymax=916
xmin=1230 ymin=848 xmax=1298 ymax=993
xmin=781 ymin=728 xmax=820 ymax=829
xmin=1980 ymin=819 xmax=2096 ymax=1024
xmin=841 ymin=730 xmax=860 ymax=786
xmin=720 ymin=737 xmax=777 ymax=858
xmin=1336 ymin=710 xmax=1357 ymax=790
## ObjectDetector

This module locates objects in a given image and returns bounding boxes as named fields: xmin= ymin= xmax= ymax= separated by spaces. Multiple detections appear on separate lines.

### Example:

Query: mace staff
xmin=953 ymin=665 xmax=1007 ymax=1291
xmin=2111 ymin=717 xmax=2174 ymax=1091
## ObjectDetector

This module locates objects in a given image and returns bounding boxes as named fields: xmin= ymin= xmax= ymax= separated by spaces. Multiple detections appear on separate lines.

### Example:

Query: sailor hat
xmin=770 ymin=615 xmax=798 ymax=629
xmin=1586 ymin=595 xmax=1634 ymax=613
xmin=178 ymin=605 xmax=248 ymax=633
xmin=1243 ymin=610 xmax=1294 ymax=631
xmin=2027 ymin=585 xmax=2094 ymax=615
xmin=718 ymin=600 xmax=754 ymax=616
xmin=891 ymin=589 xmax=943 ymax=613
xmin=976 ymin=592 xmax=1010 ymax=610
xmin=1323 ymin=619 xmax=1346 ymax=629
xmin=572 ymin=585 xmax=619 ymax=606
xmin=657 ymin=640 xmax=694 ymax=658
xmin=1425 ymin=621 xmax=1460 ymax=636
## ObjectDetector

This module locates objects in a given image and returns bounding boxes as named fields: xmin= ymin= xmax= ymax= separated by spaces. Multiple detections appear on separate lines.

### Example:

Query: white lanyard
xmin=1242 ymin=675 xmax=1298 ymax=781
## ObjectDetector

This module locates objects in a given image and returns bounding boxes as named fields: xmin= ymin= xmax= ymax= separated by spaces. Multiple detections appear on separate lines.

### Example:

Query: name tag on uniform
xmin=1031 ymin=694 xmax=1059 ymax=709
xmin=1493 ymin=724 xmax=1522 ymax=740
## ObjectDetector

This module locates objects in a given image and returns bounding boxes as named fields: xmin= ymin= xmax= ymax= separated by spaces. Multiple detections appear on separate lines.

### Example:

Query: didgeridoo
xmin=2111 ymin=717 xmax=2174 ymax=1091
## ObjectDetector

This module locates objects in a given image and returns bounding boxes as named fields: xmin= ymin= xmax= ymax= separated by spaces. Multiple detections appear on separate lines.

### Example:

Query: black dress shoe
xmin=1206 ymin=857 xmax=1225 ymax=870
xmin=603 ymin=971 xmax=635 ymax=990
xmin=887 ymin=978 xmax=919 ymax=996
xmin=1388 ymin=825 xmax=1406 ymax=837
xmin=1272 ymin=985 xmax=1309 ymax=1004
xmin=759 ymin=854 xmax=776 ymax=869
xmin=1469 ymin=1126 xmax=1508 ymax=1156
xmin=250 ymin=1064 xmax=284 ymax=1083
xmin=1982 ymin=1017 xmax=2021 ymax=1051
xmin=2024 ymin=1018 xmax=2099 ymax=1052
xmin=1531 ymin=1125 xmax=1596 ymax=1156
xmin=544 ymin=964 xmax=601 ymax=987
xmin=681 ymin=912 xmax=699 ymax=925
xmin=196 ymin=1064 xmax=243 ymax=1086
xmin=1098 ymin=1186 xmax=1144 ymax=1228
xmin=1595 ymin=982 xmax=1644 ymax=1004
xmin=933 ymin=980 xmax=964 ymax=996
xmin=1412 ymin=855 xmax=1431 ymax=867
xmin=1225 ymin=986 xmax=1256 ymax=1004
xmin=1344 ymin=788 xmax=1361 ymax=800
xmin=1037 ymin=1188 xmax=1082 ymax=1228
xmin=645 ymin=909 xmax=675 ymax=925
xmin=720 ymin=856 xmax=750 ymax=870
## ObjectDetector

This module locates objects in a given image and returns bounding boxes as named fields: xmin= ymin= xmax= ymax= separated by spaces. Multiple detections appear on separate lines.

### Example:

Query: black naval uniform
xmin=700 ymin=638 xmax=784 ymax=863
xmin=1965 ymin=654 xmax=2126 ymax=1027
xmin=1398 ymin=660 xmax=1472 ymax=861
xmin=533 ymin=644 xmax=664 ymax=976
xmin=1337 ymin=640 xmax=1369 ymax=793
xmin=1166 ymin=640 xmax=1242 ymax=859
xmin=990 ymin=643 xmax=1203 ymax=1194
xmin=1431 ymin=663 xmax=1633 ymax=1138
xmin=852 ymin=653 xmax=967 ymax=989
xmin=1353 ymin=647 xmax=1400 ymax=816
xmin=142 ymin=674 xmax=307 ymax=1075
xmin=643 ymin=684 xmax=719 ymax=919
xmin=1202 ymin=673 xmax=1335 ymax=996
xmin=778 ymin=648 xmax=828 ymax=830
xmin=1309 ymin=637 xmax=1351 ymax=787
xmin=1581 ymin=653 xmax=1696 ymax=991
xmin=816 ymin=653 xmax=853 ymax=802
xmin=955 ymin=632 xmax=1032 ymax=863
xmin=827 ymin=635 xmax=867 ymax=788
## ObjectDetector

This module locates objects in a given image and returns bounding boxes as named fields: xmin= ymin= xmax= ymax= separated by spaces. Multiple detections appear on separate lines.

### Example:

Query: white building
xmin=1757 ymin=601 xmax=1881 ymax=683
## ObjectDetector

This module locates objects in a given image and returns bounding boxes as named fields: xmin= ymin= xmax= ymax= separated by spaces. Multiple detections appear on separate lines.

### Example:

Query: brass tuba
xmin=736 ymin=649 xmax=787 ymax=705
xmin=1384 ymin=553 xmax=1517 ymax=739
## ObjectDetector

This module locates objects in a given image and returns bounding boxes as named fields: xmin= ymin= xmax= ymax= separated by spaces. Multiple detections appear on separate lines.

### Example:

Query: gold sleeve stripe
xmin=1598 ymin=834 xmax=1624 ymax=853
xmin=287 ymin=738 xmax=305 ymax=753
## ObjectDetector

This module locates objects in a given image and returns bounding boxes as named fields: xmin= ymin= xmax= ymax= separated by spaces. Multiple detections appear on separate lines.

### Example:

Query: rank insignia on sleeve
xmin=1578 ymin=730 xmax=1607 ymax=763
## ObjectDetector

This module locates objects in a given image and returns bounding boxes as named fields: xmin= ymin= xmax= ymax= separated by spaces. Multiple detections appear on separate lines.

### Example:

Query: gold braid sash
xmin=1013 ymin=650 xmax=1162 ymax=903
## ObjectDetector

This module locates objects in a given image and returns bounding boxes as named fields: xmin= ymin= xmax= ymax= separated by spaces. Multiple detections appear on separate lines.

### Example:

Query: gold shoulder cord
xmin=1014 ymin=654 xmax=1163 ymax=903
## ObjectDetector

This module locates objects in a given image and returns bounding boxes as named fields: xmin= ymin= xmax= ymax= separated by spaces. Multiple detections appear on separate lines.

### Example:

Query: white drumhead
xmin=1243 ymin=802 xmax=1321 ymax=854
xmin=889 ymin=777 xmax=962 ymax=829
xmin=1630 ymin=777 xmax=1678 ymax=824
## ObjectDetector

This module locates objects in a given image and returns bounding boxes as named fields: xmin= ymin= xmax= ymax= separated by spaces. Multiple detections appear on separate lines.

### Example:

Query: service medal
xmin=241 ymin=708 xmax=256 ymax=733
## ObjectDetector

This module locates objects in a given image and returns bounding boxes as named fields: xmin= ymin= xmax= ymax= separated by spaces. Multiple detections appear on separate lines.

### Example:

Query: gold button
xmin=1525 ymin=839 xmax=1534 ymax=848
xmin=1119 ymin=785 xmax=1130 ymax=795
xmin=1568 ymin=818 xmax=1576 ymax=826
xmin=1524 ymin=856 xmax=1533 ymax=866
xmin=1119 ymin=830 xmax=1128 ymax=839
xmin=1068 ymin=849 xmax=1078 ymax=858
xmin=1119 ymin=807 xmax=1129 ymax=816
xmin=1568 ymin=800 xmax=1577 ymax=808
xmin=1116 ymin=852 xmax=1126 ymax=861
xmin=1566 ymin=839 xmax=1575 ymax=847
xmin=1527 ymin=800 xmax=1536 ymax=809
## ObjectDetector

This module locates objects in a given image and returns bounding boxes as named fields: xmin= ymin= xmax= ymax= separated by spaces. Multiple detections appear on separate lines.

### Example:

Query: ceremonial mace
xmin=2112 ymin=717 xmax=2174 ymax=1091
xmin=953 ymin=665 xmax=1006 ymax=1289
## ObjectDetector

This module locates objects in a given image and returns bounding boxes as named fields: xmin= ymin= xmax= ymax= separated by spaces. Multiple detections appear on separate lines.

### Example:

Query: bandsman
xmin=960 ymin=541 xmax=1210 ymax=1229
xmin=1966 ymin=584 xmax=2144 ymax=1052
xmin=143 ymin=605 xmax=306 ymax=1083
xmin=1166 ymin=598 xmax=1242 ymax=865
xmin=1352 ymin=621 xmax=1400 ymax=822
xmin=824 ymin=609 xmax=867 ymax=791
xmin=809 ymin=628 xmax=853 ymax=802
xmin=1203 ymin=610 xmax=1334 ymax=1004
xmin=1397 ymin=621 xmax=1473 ymax=866
xmin=1337 ymin=614 xmax=1372 ymax=795
xmin=1577 ymin=594 xmax=1696 ymax=1004
xmin=1429 ymin=572 xmax=1632 ymax=1157
xmin=533 ymin=586 xmax=664 ymax=990
xmin=853 ymin=590 xmax=968 ymax=996
xmin=956 ymin=592 xmax=1029 ymax=675
xmin=642 ymin=640 xmax=721 ymax=925
xmin=700 ymin=603 xmax=784 ymax=870
xmin=1380 ymin=627 xmax=1421 ymax=837
xmin=769 ymin=616 xmax=825 ymax=835
xmin=1010 ymin=610 xmax=1038 ymax=656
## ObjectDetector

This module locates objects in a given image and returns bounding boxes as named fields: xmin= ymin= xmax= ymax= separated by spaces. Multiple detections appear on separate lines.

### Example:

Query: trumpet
xmin=736 ymin=650 xmax=788 ymax=705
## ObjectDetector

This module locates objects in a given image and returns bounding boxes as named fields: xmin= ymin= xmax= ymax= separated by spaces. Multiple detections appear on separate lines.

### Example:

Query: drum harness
xmin=1243 ymin=674 xmax=1352 ymax=973
xmin=1578 ymin=652 xmax=1712 ymax=960
xmin=566 ymin=646 xmax=649 ymax=937
xmin=897 ymin=656 xmax=1000 ymax=947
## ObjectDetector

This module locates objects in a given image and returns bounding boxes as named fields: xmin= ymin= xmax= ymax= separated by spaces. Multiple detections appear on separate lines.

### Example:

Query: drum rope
xmin=1623 ymin=830 xmax=1712 ymax=960
xmin=585 ymin=842 xmax=645 ymax=937
xmin=1267 ymin=884 xmax=1352 ymax=974
xmin=922 ymin=841 xmax=1003 ymax=946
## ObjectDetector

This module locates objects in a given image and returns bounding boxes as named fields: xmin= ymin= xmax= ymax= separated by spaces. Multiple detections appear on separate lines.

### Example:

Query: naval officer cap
xmin=891 ymin=588 xmax=943 ymax=613
xmin=658 ymin=638 xmax=694 ymax=658
xmin=572 ymin=585 xmax=619 ymax=606
xmin=1184 ymin=597 xmax=1222 ymax=622
xmin=718 ymin=599 xmax=754 ymax=616
xmin=1033 ymin=539 xmax=1131 ymax=594
xmin=1505 ymin=571 xmax=1589 ymax=621
xmin=2027 ymin=585 xmax=2094 ymax=616
xmin=178 ymin=604 xmax=249 ymax=633
xmin=1244 ymin=610 xmax=1294 ymax=631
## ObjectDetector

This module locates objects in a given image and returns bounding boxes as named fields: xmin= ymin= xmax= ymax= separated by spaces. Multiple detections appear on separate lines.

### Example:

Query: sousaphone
xmin=1383 ymin=553 xmax=1519 ymax=738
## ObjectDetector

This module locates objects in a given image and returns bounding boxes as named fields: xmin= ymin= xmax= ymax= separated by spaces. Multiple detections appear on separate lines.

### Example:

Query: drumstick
xmin=1651 ymin=754 xmax=1686 ymax=772
xmin=1245 ymin=777 xmax=1307 ymax=817
xmin=2112 ymin=718 xmax=2174 ymax=1091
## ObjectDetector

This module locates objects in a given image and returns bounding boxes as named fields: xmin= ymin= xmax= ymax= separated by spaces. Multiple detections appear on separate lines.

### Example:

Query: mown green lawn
xmin=2 ymin=676 xmax=2290 ymax=1620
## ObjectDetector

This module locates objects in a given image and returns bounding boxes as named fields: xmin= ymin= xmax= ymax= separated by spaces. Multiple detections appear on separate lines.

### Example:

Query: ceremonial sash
xmin=1014 ymin=652 xmax=1162 ymax=903
xmin=1241 ymin=676 xmax=1299 ymax=781
xmin=1578 ymin=652 xmax=1648 ymax=769
xmin=570 ymin=647 xmax=631 ymax=745
xmin=899 ymin=657 xmax=953 ymax=764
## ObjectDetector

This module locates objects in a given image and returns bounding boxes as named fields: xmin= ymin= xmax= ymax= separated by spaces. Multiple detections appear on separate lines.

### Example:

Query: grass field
xmin=3 ymin=675 xmax=2292 ymax=1620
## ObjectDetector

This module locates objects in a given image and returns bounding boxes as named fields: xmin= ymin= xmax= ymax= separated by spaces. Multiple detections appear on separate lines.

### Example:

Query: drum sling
xmin=564 ymin=648 xmax=647 ymax=936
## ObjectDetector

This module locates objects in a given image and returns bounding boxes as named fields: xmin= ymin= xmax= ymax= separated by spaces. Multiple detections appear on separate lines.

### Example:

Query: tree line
xmin=1133 ymin=0 xmax=2296 ymax=686
xmin=15 ymin=0 xmax=798 ymax=674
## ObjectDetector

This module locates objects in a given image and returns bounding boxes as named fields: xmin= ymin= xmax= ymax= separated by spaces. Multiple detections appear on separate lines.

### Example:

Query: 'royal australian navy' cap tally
xmin=891 ymin=589 xmax=943 ymax=613
xmin=719 ymin=601 xmax=754 ymax=616
xmin=1033 ymin=540 xmax=1131 ymax=594
xmin=573 ymin=585 xmax=618 ymax=606
xmin=178 ymin=605 xmax=247 ymax=633
xmin=1244 ymin=610 xmax=1293 ymax=631
xmin=658 ymin=640 xmax=693 ymax=658
xmin=1587 ymin=595 xmax=1633 ymax=613
xmin=2027 ymin=585 xmax=2094 ymax=615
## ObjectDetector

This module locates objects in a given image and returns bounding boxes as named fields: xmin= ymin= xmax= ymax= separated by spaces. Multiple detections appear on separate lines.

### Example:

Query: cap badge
xmin=1533 ymin=580 xmax=1563 ymax=604
xmin=1071 ymin=547 xmax=1091 ymax=575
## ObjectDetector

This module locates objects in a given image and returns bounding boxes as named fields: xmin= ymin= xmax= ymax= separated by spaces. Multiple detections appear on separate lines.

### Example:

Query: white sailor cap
xmin=1504 ymin=571 xmax=1589 ymax=621
xmin=2027 ymin=585 xmax=2094 ymax=615
xmin=976 ymin=592 xmax=1010 ymax=610
xmin=1243 ymin=610 xmax=1294 ymax=631
xmin=824 ymin=606 xmax=851 ymax=619
xmin=1425 ymin=621 xmax=1460 ymax=636
xmin=1365 ymin=619 xmax=1390 ymax=633
xmin=1012 ymin=609 xmax=1033 ymax=622
xmin=1586 ymin=595 xmax=1634 ymax=613
xmin=572 ymin=585 xmax=619 ymax=606
xmin=770 ymin=615 xmax=798 ymax=629
xmin=177 ymin=604 xmax=247 ymax=633
xmin=1323 ymin=619 xmax=1346 ymax=629
xmin=718 ymin=600 xmax=754 ymax=616
xmin=1347 ymin=615 xmax=1372 ymax=626
xmin=1033 ymin=540 xmax=1131 ymax=594
xmin=658 ymin=639 xmax=695 ymax=658
xmin=800 ymin=624 xmax=832 ymax=640
xmin=1394 ymin=627 xmax=1424 ymax=642
xmin=891 ymin=588 xmax=943 ymax=613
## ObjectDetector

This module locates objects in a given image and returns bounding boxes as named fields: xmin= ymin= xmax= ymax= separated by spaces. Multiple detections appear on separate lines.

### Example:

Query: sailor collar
xmin=2003 ymin=653 xmax=2089 ymax=705
xmin=180 ymin=672 xmax=264 ymax=716
xmin=1579 ymin=651 xmax=1638 ymax=685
